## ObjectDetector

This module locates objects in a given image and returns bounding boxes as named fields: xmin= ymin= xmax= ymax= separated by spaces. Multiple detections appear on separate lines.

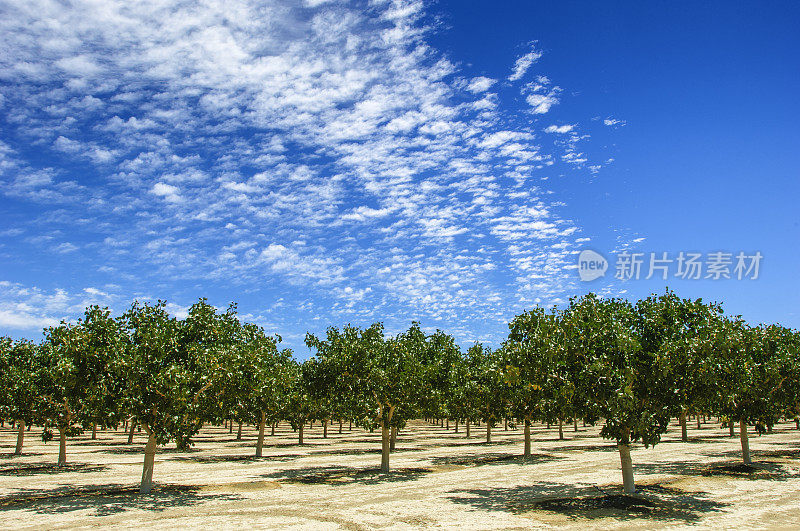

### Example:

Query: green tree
xmin=0 ymin=338 xmax=42 ymax=455
xmin=504 ymin=307 xmax=575 ymax=457
xmin=282 ymin=359 xmax=318 ymax=446
xmin=635 ymin=290 xmax=721 ymax=442
xmin=117 ymin=299 xmax=234 ymax=493
xmin=563 ymin=293 xmax=676 ymax=494
xmin=712 ymin=319 xmax=790 ymax=464
xmin=38 ymin=306 xmax=123 ymax=466
xmin=306 ymin=323 xmax=424 ymax=473
xmin=462 ymin=343 xmax=506 ymax=444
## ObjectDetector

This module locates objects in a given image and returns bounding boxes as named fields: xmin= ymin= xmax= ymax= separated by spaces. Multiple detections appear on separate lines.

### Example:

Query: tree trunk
xmin=271 ymin=422 xmax=276 ymax=436
xmin=256 ymin=411 xmax=266 ymax=457
xmin=128 ymin=421 xmax=136 ymax=444
xmin=349 ymin=420 xmax=352 ymax=431
xmin=523 ymin=418 xmax=531 ymax=459
xmin=795 ymin=417 xmax=799 ymax=430
xmin=381 ymin=421 xmax=391 ymax=473
xmin=446 ymin=418 xmax=450 ymax=430
xmin=229 ymin=419 xmax=233 ymax=434
xmin=454 ymin=419 xmax=459 ymax=433
xmin=323 ymin=418 xmax=328 ymax=439
xmin=140 ymin=427 xmax=157 ymax=494
xmin=696 ymin=414 xmax=701 ymax=430
xmin=486 ymin=421 xmax=491 ymax=444
xmin=558 ymin=418 xmax=564 ymax=440
xmin=339 ymin=420 xmax=343 ymax=434
xmin=237 ymin=421 xmax=242 ymax=440
xmin=390 ymin=425 xmax=397 ymax=452
xmin=504 ymin=418 xmax=507 ymax=431
xmin=680 ymin=411 xmax=688 ymax=442
xmin=14 ymin=420 xmax=25 ymax=455
xmin=740 ymin=419 xmax=751 ymax=465
xmin=618 ymin=430 xmax=635 ymax=494
xmin=573 ymin=419 xmax=578 ymax=432
xmin=729 ymin=421 xmax=735 ymax=437
xmin=298 ymin=424 xmax=304 ymax=445
xmin=91 ymin=423 xmax=97 ymax=440
xmin=466 ymin=419 xmax=471 ymax=438
xmin=57 ymin=427 xmax=67 ymax=467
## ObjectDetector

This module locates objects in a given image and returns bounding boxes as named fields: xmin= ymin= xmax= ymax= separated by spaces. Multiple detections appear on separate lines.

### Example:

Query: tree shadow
xmin=633 ymin=459 xmax=800 ymax=481
xmin=100 ymin=445 xmax=201 ymax=455
xmin=539 ymin=443 xmax=619 ymax=453
xmin=447 ymin=482 xmax=728 ymax=522
xmin=0 ymin=484 xmax=241 ymax=516
xmin=758 ymin=446 xmax=800 ymax=460
xmin=0 ymin=452 xmax=45 ymax=458
xmin=262 ymin=464 xmax=435 ymax=485
xmin=168 ymin=453 xmax=306 ymax=463
xmin=0 ymin=463 xmax=108 ymax=476
xmin=429 ymin=452 xmax=563 ymax=467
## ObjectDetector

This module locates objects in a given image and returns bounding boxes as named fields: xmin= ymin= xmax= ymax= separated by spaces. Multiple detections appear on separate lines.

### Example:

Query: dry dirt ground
xmin=1 ymin=418 xmax=799 ymax=530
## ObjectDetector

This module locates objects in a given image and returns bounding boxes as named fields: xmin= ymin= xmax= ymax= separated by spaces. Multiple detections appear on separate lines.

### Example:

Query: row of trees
xmin=1 ymin=291 xmax=798 ymax=495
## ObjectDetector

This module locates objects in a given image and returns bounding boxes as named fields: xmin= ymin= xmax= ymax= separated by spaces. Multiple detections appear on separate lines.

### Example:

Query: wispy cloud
xmin=508 ymin=43 xmax=543 ymax=81
xmin=0 ymin=0 xmax=625 ymax=348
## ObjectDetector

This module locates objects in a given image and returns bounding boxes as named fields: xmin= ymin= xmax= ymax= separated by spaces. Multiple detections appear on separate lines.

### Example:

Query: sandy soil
xmin=1 ymin=418 xmax=799 ymax=529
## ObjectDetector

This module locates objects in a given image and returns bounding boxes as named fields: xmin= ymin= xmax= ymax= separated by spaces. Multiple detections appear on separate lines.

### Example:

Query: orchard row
xmin=1 ymin=289 xmax=798 ymax=494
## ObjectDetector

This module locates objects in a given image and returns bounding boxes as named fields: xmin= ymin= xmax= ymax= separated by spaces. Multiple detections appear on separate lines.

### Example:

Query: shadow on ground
xmin=0 ymin=463 xmax=108 ymax=476
xmin=447 ymin=482 xmax=728 ymax=522
xmin=630 ymin=458 xmax=799 ymax=481
xmin=262 ymin=464 xmax=436 ymax=485
xmin=0 ymin=484 xmax=240 ymax=516
xmin=430 ymin=452 xmax=563 ymax=467
xmin=168 ymin=453 xmax=306 ymax=463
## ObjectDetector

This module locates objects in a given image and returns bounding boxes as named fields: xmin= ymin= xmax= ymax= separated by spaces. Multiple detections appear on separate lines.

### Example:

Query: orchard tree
xmin=306 ymin=323 xmax=424 ymax=473
xmin=117 ymin=299 xmax=234 ymax=493
xmin=282 ymin=359 xmax=318 ymax=445
xmin=38 ymin=306 xmax=124 ymax=466
xmin=712 ymin=319 xmax=791 ymax=464
xmin=504 ymin=307 xmax=576 ymax=457
xmin=563 ymin=293 xmax=677 ymax=494
xmin=777 ymin=328 xmax=800 ymax=429
xmin=0 ymin=338 xmax=43 ymax=455
xmin=409 ymin=324 xmax=462 ymax=427
xmin=446 ymin=352 xmax=475 ymax=435
xmin=635 ymin=290 xmax=721 ymax=442
xmin=236 ymin=324 xmax=294 ymax=457
xmin=462 ymin=343 xmax=506 ymax=444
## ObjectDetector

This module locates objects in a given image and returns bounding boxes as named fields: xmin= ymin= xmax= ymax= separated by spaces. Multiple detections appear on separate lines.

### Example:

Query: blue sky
xmin=1 ymin=0 xmax=798 ymax=357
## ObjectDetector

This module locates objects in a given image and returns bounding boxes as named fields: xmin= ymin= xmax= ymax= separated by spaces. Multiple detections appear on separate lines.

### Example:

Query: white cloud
xmin=509 ymin=44 xmax=542 ymax=81
xmin=544 ymin=124 xmax=574 ymax=134
xmin=466 ymin=76 xmax=496 ymax=93
xmin=150 ymin=182 xmax=182 ymax=202
xmin=526 ymin=92 xmax=559 ymax=114
xmin=0 ymin=0 xmax=621 ymax=344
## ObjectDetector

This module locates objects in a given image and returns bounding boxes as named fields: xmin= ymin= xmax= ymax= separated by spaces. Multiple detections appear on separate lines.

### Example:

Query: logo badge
xmin=578 ymin=249 xmax=608 ymax=281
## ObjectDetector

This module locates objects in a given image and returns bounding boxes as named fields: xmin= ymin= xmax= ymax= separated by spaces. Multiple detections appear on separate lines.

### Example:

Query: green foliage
xmin=711 ymin=319 xmax=792 ymax=432
xmin=0 ymin=338 xmax=42 ymax=426
xmin=563 ymin=294 xmax=672 ymax=447
xmin=306 ymin=323 xmax=425 ymax=430
xmin=38 ymin=306 xmax=124 ymax=437
xmin=504 ymin=307 xmax=578 ymax=425
xmin=116 ymin=299 xmax=234 ymax=448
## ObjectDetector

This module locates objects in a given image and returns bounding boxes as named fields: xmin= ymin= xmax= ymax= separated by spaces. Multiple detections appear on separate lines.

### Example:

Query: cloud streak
xmin=0 ymin=0 xmax=620 ymax=349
